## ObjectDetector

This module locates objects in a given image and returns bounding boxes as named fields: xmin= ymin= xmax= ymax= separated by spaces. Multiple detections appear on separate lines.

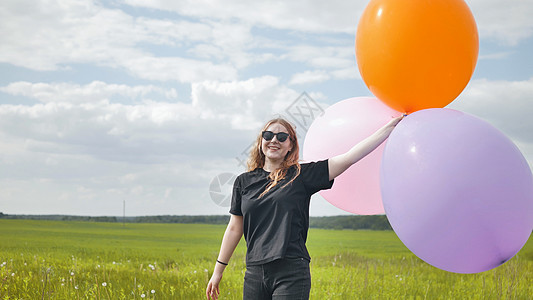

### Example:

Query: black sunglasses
xmin=262 ymin=131 xmax=289 ymax=142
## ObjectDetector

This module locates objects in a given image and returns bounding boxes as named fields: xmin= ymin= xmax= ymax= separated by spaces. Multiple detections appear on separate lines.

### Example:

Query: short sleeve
xmin=229 ymin=175 xmax=243 ymax=216
xmin=301 ymin=159 xmax=334 ymax=195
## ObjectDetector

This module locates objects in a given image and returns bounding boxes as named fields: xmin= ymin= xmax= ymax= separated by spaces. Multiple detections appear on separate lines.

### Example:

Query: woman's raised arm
xmin=328 ymin=116 xmax=403 ymax=181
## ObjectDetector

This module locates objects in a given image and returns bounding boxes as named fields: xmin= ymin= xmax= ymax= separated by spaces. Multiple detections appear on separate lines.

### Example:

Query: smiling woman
xmin=206 ymin=115 xmax=402 ymax=300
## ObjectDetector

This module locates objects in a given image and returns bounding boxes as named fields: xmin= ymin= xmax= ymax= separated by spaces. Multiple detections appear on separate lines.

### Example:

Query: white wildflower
xmin=102 ymin=282 xmax=107 ymax=287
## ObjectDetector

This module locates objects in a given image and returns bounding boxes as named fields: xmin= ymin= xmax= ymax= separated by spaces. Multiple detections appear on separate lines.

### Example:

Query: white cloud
xmin=469 ymin=0 xmax=533 ymax=46
xmin=289 ymin=70 xmax=330 ymax=85
xmin=330 ymin=68 xmax=360 ymax=80
xmin=478 ymin=51 xmax=514 ymax=60
xmin=135 ymin=17 xmax=213 ymax=45
xmin=124 ymin=0 xmax=364 ymax=34
xmin=0 ymin=75 xmax=307 ymax=215
xmin=192 ymin=76 xmax=300 ymax=130
xmin=0 ymin=0 xmax=238 ymax=82
xmin=1 ymin=0 xmax=135 ymax=70
xmin=450 ymin=77 xmax=533 ymax=166
xmin=202 ymin=21 xmax=258 ymax=69
xmin=124 ymin=0 xmax=533 ymax=45
xmin=1 ymin=0 xmax=531 ymax=89
xmin=0 ymin=76 xmax=304 ymax=164
xmin=0 ymin=152 xmax=237 ymax=215
xmin=451 ymin=77 xmax=533 ymax=142
xmin=0 ymin=81 xmax=178 ymax=103
xmin=121 ymin=56 xmax=237 ymax=82
xmin=0 ymin=100 xmax=193 ymax=163
xmin=284 ymin=45 xmax=359 ymax=83
xmin=289 ymin=68 xmax=360 ymax=85
xmin=286 ymin=45 xmax=355 ymax=69
xmin=0 ymin=78 xmax=329 ymax=216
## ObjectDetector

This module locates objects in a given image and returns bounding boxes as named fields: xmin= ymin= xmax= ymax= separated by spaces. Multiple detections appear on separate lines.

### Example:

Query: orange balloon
xmin=356 ymin=0 xmax=479 ymax=113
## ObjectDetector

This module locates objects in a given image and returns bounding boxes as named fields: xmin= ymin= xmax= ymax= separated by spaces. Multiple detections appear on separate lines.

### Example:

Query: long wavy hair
xmin=247 ymin=118 xmax=301 ymax=198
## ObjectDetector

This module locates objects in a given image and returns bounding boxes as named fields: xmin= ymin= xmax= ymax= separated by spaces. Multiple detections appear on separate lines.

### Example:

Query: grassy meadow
xmin=0 ymin=219 xmax=532 ymax=299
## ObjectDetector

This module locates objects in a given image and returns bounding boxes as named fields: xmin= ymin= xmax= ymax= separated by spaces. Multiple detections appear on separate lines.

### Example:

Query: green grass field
xmin=0 ymin=219 xmax=531 ymax=299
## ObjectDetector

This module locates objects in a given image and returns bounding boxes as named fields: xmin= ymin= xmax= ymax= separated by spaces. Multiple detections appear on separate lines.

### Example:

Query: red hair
xmin=247 ymin=118 xmax=301 ymax=198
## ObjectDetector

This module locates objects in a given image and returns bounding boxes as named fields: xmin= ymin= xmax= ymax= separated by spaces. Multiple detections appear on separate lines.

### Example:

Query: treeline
xmin=0 ymin=213 xmax=123 ymax=223
xmin=0 ymin=212 xmax=392 ymax=230
xmin=0 ymin=213 xmax=230 ymax=224
xmin=309 ymin=215 xmax=392 ymax=231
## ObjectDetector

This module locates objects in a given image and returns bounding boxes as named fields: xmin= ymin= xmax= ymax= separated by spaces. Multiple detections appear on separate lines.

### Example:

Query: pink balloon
xmin=303 ymin=97 xmax=402 ymax=214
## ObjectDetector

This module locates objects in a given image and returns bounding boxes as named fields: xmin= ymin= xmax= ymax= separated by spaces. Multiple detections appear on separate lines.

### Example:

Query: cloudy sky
xmin=1 ymin=0 xmax=532 ymax=217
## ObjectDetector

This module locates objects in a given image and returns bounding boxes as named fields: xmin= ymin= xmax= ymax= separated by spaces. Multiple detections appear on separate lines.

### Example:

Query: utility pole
xmin=123 ymin=200 xmax=126 ymax=228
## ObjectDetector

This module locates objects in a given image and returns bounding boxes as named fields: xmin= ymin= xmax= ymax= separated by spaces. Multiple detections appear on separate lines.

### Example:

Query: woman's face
xmin=261 ymin=123 xmax=292 ymax=163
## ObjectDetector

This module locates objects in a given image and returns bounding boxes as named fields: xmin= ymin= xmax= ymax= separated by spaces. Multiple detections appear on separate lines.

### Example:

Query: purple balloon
xmin=381 ymin=108 xmax=533 ymax=273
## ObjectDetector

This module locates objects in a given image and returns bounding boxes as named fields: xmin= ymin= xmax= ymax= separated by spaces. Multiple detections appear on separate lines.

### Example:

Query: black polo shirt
xmin=230 ymin=159 xmax=334 ymax=266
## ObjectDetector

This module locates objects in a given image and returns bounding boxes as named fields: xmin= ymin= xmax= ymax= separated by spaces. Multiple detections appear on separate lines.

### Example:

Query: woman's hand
xmin=206 ymin=272 xmax=223 ymax=300
xmin=385 ymin=114 xmax=405 ymax=130
xmin=378 ymin=115 xmax=405 ymax=139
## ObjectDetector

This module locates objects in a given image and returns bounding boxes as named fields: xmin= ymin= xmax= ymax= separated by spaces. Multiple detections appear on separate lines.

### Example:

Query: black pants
xmin=243 ymin=257 xmax=311 ymax=300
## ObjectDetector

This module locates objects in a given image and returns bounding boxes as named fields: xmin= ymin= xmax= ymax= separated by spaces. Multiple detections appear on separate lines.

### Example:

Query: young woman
xmin=206 ymin=116 xmax=403 ymax=300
